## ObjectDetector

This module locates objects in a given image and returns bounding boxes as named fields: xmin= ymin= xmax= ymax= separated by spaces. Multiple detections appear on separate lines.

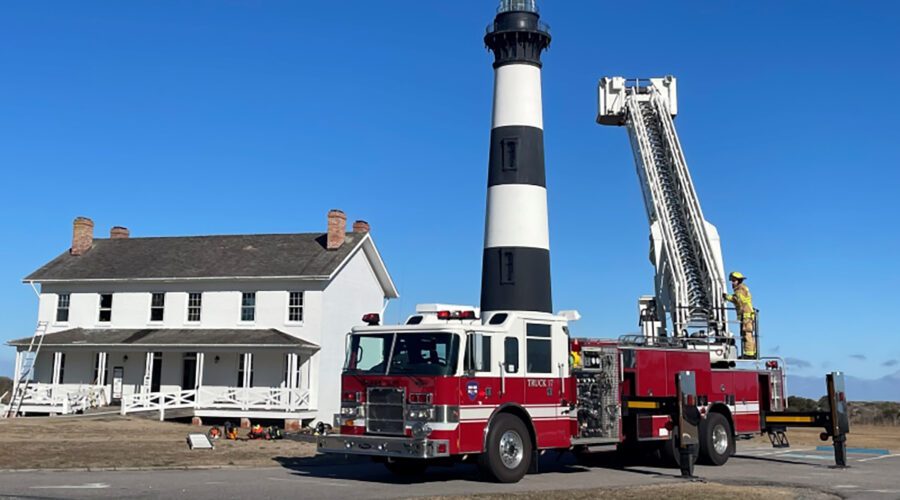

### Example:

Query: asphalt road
xmin=1 ymin=443 xmax=898 ymax=500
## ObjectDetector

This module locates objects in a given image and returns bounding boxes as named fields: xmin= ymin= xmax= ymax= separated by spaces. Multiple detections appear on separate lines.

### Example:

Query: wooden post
xmin=195 ymin=352 xmax=204 ymax=409
xmin=143 ymin=352 xmax=153 ymax=393
xmin=52 ymin=352 xmax=63 ymax=385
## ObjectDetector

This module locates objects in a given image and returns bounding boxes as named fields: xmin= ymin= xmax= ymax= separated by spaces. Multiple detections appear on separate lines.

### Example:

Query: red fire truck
xmin=316 ymin=305 xmax=849 ymax=483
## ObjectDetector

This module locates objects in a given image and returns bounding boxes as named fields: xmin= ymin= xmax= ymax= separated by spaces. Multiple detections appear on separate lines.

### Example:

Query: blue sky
xmin=1 ymin=1 xmax=899 ymax=381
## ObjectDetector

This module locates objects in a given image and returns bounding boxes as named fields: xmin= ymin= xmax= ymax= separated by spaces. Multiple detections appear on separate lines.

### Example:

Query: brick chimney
xmin=327 ymin=209 xmax=347 ymax=250
xmin=71 ymin=217 xmax=94 ymax=256
xmin=110 ymin=226 xmax=130 ymax=239
xmin=352 ymin=220 xmax=370 ymax=233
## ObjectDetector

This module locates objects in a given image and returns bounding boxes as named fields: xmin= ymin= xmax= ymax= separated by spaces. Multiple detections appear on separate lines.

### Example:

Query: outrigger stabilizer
xmin=761 ymin=372 xmax=851 ymax=468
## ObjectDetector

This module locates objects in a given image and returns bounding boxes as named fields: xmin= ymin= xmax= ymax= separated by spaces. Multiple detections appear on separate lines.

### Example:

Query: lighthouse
xmin=481 ymin=0 xmax=553 ymax=314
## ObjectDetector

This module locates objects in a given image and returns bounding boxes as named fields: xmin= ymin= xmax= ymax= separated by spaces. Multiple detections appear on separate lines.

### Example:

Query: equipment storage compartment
xmin=574 ymin=345 xmax=620 ymax=440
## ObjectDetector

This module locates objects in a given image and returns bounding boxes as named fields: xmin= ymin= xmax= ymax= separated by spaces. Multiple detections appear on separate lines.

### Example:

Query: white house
xmin=6 ymin=210 xmax=398 ymax=428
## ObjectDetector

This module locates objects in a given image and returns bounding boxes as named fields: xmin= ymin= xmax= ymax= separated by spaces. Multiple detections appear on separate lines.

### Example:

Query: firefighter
xmin=723 ymin=271 xmax=756 ymax=359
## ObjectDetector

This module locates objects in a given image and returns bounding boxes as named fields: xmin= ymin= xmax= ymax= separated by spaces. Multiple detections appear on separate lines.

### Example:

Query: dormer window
xmin=98 ymin=294 xmax=113 ymax=323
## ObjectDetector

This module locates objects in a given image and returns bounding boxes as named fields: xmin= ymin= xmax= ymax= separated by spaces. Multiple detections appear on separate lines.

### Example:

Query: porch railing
xmin=8 ymin=383 xmax=107 ymax=416
xmin=120 ymin=387 xmax=311 ymax=418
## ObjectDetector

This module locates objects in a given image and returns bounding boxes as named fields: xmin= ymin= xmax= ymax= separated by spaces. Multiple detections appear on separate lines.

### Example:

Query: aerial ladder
xmin=597 ymin=76 xmax=738 ymax=364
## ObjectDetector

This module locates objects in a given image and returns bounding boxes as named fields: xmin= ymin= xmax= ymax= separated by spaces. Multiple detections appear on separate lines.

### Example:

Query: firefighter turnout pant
xmin=741 ymin=315 xmax=756 ymax=358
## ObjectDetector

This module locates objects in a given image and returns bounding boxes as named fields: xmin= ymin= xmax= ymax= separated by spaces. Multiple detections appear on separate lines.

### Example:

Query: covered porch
xmin=7 ymin=328 xmax=319 ymax=421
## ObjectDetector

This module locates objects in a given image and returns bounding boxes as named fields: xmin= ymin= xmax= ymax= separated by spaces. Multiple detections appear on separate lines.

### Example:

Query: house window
xmin=98 ymin=294 xmax=113 ymax=323
xmin=288 ymin=292 xmax=304 ymax=322
xmin=241 ymin=292 xmax=256 ymax=322
xmin=238 ymin=355 xmax=254 ymax=388
xmin=501 ymin=138 xmax=518 ymax=171
xmin=526 ymin=323 xmax=552 ymax=374
xmin=56 ymin=294 xmax=70 ymax=323
xmin=150 ymin=293 xmax=165 ymax=322
xmin=187 ymin=293 xmax=202 ymax=322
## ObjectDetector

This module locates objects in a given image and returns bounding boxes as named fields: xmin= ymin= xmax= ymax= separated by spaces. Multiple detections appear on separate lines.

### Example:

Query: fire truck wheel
xmin=383 ymin=458 xmax=428 ymax=476
xmin=699 ymin=412 xmax=734 ymax=466
xmin=478 ymin=413 xmax=532 ymax=483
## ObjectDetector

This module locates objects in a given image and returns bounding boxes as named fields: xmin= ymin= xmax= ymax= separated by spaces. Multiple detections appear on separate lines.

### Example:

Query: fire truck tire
xmin=699 ymin=412 xmax=734 ymax=466
xmin=478 ymin=413 xmax=532 ymax=483
xmin=383 ymin=458 xmax=428 ymax=476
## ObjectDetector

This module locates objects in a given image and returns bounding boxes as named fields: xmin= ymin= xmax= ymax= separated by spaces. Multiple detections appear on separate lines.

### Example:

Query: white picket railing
xmin=9 ymin=383 xmax=107 ymax=415
xmin=120 ymin=387 xmax=311 ymax=419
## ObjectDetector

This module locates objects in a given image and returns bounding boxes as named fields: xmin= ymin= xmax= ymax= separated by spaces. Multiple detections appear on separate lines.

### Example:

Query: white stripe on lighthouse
xmin=484 ymin=184 xmax=550 ymax=250
xmin=492 ymin=64 xmax=544 ymax=129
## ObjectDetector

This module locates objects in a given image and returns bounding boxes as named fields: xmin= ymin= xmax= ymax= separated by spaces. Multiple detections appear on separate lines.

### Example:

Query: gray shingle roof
xmin=24 ymin=233 xmax=363 ymax=281
xmin=7 ymin=328 xmax=319 ymax=349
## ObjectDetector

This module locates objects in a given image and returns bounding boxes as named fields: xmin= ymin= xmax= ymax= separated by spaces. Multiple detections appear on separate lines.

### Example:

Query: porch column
xmin=13 ymin=350 xmax=23 ymax=384
xmin=195 ymin=353 xmax=205 ymax=389
xmin=242 ymin=353 xmax=253 ymax=388
xmin=51 ymin=352 xmax=63 ymax=385
xmin=96 ymin=352 xmax=108 ymax=385
xmin=143 ymin=352 xmax=153 ymax=393
xmin=285 ymin=353 xmax=298 ymax=389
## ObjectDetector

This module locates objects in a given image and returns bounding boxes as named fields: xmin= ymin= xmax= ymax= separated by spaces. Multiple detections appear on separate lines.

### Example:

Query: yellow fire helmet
xmin=729 ymin=271 xmax=746 ymax=281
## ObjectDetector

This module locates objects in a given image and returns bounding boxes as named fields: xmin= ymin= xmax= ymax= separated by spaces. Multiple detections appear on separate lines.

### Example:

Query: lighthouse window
xmin=501 ymin=138 xmax=519 ymax=171
xmin=500 ymin=250 xmax=515 ymax=284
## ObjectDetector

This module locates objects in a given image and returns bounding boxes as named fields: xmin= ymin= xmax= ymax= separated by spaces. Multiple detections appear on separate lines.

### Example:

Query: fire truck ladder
xmin=5 ymin=321 xmax=49 ymax=418
xmin=597 ymin=76 xmax=732 ymax=360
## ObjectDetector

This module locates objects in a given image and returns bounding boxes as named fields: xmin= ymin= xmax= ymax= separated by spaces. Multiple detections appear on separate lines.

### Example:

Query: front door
xmin=182 ymin=353 xmax=197 ymax=390
xmin=150 ymin=352 xmax=162 ymax=392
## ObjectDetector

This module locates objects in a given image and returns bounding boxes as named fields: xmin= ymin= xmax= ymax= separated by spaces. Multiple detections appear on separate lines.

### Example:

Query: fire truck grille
xmin=366 ymin=387 xmax=406 ymax=435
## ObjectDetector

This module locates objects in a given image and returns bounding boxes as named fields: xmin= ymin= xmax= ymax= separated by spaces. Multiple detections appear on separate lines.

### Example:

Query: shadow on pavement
xmin=273 ymin=449 xmax=686 ymax=485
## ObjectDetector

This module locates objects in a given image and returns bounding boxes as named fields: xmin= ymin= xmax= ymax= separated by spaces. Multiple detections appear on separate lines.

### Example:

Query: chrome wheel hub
xmin=499 ymin=430 xmax=524 ymax=469
xmin=712 ymin=424 xmax=729 ymax=455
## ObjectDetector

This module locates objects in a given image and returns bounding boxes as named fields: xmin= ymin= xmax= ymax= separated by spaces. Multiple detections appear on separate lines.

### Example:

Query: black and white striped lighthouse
xmin=480 ymin=0 xmax=553 ymax=314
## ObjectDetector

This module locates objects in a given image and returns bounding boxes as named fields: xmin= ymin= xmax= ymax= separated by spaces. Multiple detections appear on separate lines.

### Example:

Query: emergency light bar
xmin=436 ymin=310 xmax=477 ymax=320
xmin=362 ymin=313 xmax=380 ymax=325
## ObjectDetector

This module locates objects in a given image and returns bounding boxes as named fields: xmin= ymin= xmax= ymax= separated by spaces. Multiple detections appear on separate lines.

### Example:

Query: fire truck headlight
xmin=406 ymin=406 xmax=436 ymax=422
xmin=341 ymin=404 xmax=363 ymax=418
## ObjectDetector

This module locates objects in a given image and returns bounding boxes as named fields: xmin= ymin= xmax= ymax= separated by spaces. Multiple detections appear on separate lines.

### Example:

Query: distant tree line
xmin=788 ymin=395 xmax=900 ymax=426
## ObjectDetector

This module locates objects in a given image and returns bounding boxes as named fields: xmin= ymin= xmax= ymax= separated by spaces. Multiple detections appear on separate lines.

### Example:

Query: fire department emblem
xmin=466 ymin=381 xmax=479 ymax=401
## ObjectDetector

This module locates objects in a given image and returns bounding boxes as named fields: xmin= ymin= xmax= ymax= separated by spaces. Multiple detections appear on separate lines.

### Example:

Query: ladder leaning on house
xmin=5 ymin=321 xmax=49 ymax=418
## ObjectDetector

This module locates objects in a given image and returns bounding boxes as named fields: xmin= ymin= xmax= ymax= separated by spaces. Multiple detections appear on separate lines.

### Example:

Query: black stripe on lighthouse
xmin=481 ymin=2 xmax=553 ymax=314
xmin=481 ymin=247 xmax=552 ymax=314
xmin=488 ymin=126 xmax=546 ymax=187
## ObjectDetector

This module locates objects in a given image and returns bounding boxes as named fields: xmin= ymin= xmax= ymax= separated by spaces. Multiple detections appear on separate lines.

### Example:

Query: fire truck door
xmin=523 ymin=324 xmax=567 ymax=446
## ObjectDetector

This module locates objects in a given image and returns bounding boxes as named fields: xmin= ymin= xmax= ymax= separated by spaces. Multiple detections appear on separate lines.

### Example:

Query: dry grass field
xmin=751 ymin=424 xmax=900 ymax=449
xmin=0 ymin=414 xmax=316 ymax=470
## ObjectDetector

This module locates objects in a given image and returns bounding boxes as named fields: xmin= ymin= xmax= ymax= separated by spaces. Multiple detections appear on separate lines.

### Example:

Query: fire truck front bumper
xmin=317 ymin=434 xmax=451 ymax=459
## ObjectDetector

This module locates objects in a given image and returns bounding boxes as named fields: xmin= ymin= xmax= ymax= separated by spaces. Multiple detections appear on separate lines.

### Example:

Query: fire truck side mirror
xmin=465 ymin=332 xmax=485 ymax=373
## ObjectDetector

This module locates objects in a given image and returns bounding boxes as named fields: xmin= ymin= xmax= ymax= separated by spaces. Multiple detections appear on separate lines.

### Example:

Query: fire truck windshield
xmin=344 ymin=332 xmax=460 ymax=376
